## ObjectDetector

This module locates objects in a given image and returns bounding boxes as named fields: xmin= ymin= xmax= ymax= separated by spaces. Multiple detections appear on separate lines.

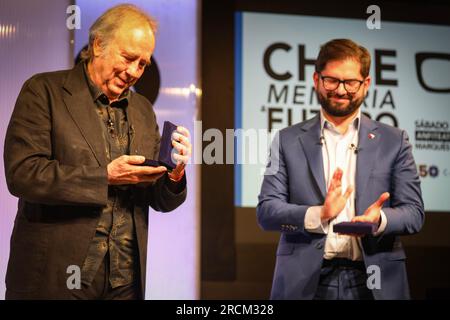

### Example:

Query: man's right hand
xmin=107 ymin=155 xmax=167 ymax=185
xmin=321 ymin=168 xmax=353 ymax=221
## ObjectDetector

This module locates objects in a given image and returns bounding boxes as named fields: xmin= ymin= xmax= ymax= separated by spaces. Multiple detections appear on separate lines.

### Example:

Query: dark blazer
xmin=3 ymin=63 xmax=187 ymax=299
xmin=257 ymin=114 xmax=424 ymax=300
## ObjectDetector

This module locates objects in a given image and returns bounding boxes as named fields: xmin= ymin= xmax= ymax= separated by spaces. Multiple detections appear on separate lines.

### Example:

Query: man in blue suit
xmin=257 ymin=39 xmax=424 ymax=300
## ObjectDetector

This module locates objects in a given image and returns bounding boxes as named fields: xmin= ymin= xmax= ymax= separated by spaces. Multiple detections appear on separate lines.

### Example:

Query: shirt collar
xmin=320 ymin=108 xmax=361 ymax=134
xmin=83 ymin=62 xmax=130 ymax=107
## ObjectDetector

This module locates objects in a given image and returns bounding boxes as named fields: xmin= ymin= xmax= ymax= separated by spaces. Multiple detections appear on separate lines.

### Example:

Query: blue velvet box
xmin=333 ymin=222 xmax=378 ymax=235
xmin=141 ymin=121 xmax=178 ymax=170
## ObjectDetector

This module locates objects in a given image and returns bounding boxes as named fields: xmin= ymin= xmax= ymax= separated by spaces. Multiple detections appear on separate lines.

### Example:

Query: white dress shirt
xmin=304 ymin=110 xmax=387 ymax=261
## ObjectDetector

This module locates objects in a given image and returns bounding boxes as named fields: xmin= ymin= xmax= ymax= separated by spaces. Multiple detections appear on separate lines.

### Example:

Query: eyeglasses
xmin=320 ymin=74 xmax=365 ymax=93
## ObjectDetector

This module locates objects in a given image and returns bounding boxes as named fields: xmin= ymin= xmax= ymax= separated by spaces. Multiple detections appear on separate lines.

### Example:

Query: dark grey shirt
xmin=81 ymin=64 xmax=137 ymax=288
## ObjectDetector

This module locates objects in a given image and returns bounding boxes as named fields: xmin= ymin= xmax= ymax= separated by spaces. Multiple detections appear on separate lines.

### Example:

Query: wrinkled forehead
xmin=111 ymin=23 xmax=155 ymax=53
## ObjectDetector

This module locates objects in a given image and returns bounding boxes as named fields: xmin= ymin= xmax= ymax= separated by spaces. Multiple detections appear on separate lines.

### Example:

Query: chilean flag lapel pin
xmin=368 ymin=133 xmax=376 ymax=139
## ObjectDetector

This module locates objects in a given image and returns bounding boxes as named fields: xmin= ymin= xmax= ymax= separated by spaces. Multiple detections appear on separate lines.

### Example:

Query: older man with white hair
xmin=4 ymin=4 xmax=191 ymax=300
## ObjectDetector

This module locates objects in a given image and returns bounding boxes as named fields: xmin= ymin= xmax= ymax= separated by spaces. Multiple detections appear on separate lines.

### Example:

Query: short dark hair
xmin=315 ymin=39 xmax=371 ymax=78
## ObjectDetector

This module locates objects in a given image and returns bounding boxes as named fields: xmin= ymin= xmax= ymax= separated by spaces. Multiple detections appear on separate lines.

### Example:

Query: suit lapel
xmin=355 ymin=115 xmax=380 ymax=215
xmin=298 ymin=116 xmax=326 ymax=200
xmin=62 ymin=63 xmax=108 ymax=167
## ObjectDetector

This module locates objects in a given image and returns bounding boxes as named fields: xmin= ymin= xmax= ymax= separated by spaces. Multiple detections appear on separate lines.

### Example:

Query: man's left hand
xmin=168 ymin=126 xmax=192 ymax=182
xmin=352 ymin=192 xmax=390 ymax=225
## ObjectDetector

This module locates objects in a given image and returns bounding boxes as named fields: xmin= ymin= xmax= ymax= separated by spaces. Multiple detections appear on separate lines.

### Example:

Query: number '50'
xmin=418 ymin=164 xmax=439 ymax=178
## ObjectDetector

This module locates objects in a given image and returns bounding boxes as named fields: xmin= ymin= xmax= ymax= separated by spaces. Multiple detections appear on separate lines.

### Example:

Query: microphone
xmin=107 ymin=119 xmax=114 ymax=133
xmin=319 ymin=135 xmax=325 ymax=145
xmin=349 ymin=143 xmax=360 ymax=154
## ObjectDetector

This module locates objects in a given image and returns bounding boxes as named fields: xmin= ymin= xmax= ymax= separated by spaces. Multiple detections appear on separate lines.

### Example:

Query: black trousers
xmin=71 ymin=253 xmax=142 ymax=300
xmin=314 ymin=258 xmax=374 ymax=300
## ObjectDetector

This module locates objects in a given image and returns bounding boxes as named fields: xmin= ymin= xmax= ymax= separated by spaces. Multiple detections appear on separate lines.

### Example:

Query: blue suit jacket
xmin=257 ymin=114 xmax=424 ymax=300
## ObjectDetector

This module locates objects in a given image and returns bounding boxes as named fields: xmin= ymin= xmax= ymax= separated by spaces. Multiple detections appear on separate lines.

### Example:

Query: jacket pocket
xmin=6 ymin=219 xmax=49 ymax=292
xmin=276 ymin=243 xmax=295 ymax=256
xmin=386 ymin=248 xmax=407 ymax=261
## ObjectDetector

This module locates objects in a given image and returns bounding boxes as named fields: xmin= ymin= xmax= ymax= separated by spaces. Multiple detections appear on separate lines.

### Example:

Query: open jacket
xmin=4 ymin=63 xmax=187 ymax=299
